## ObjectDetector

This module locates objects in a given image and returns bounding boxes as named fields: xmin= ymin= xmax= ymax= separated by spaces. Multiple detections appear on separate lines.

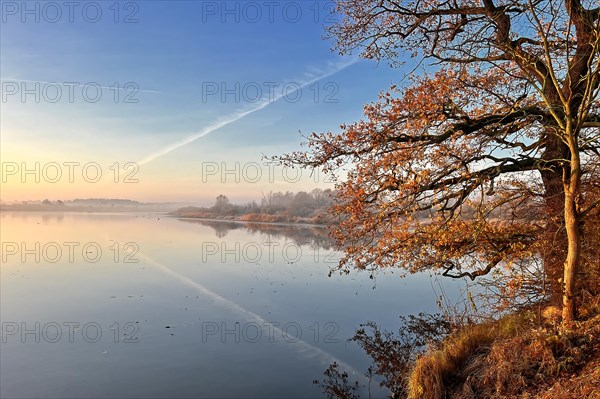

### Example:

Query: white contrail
xmin=135 ymin=250 xmax=366 ymax=380
xmin=0 ymin=77 xmax=160 ymax=93
xmin=137 ymin=59 xmax=358 ymax=166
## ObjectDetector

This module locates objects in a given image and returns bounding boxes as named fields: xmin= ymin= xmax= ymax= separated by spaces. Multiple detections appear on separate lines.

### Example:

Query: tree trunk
xmin=540 ymin=132 xmax=570 ymax=305
xmin=562 ymin=191 xmax=581 ymax=325
xmin=562 ymin=129 xmax=582 ymax=327
xmin=540 ymin=171 xmax=567 ymax=304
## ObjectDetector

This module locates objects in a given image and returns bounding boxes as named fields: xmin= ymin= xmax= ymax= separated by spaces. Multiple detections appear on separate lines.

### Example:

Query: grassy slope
xmin=407 ymin=309 xmax=600 ymax=398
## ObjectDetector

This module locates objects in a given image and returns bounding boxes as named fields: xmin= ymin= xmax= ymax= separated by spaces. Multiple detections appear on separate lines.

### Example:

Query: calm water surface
xmin=1 ymin=212 xmax=466 ymax=398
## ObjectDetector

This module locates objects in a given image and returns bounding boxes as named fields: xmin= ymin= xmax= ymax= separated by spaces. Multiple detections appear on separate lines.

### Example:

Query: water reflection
xmin=1 ymin=212 xmax=467 ymax=398
xmin=177 ymin=218 xmax=333 ymax=249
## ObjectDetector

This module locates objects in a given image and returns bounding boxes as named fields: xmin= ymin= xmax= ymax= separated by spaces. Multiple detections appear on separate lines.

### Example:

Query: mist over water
xmin=1 ymin=212 xmax=467 ymax=398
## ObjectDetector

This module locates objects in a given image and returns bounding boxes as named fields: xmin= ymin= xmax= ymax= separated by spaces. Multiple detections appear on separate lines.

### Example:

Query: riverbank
xmin=170 ymin=215 xmax=328 ymax=228
xmin=169 ymin=209 xmax=334 ymax=226
xmin=408 ymin=306 xmax=600 ymax=398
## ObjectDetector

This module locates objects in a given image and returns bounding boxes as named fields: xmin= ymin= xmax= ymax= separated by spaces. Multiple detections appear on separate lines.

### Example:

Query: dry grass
xmin=407 ymin=311 xmax=600 ymax=399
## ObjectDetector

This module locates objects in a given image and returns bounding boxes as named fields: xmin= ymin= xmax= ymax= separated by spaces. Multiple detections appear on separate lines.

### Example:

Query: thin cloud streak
xmin=137 ymin=59 xmax=358 ymax=166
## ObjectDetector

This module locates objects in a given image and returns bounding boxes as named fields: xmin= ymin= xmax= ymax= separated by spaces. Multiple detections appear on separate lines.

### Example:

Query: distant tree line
xmin=172 ymin=189 xmax=337 ymax=224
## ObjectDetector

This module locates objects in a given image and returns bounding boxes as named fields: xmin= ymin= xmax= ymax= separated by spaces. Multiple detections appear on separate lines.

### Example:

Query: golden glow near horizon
xmin=0 ymin=154 xmax=336 ymax=203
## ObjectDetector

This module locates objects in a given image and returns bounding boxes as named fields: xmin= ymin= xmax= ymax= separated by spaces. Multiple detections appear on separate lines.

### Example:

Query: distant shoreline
xmin=0 ymin=208 xmax=170 ymax=213
xmin=169 ymin=215 xmax=329 ymax=228
xmin=0 ymin=208 xmax=330 ymax=228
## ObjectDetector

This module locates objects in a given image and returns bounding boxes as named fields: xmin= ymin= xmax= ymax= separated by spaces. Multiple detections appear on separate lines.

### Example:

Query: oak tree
xmin=276 ymin=0 xmax=599 ymax=325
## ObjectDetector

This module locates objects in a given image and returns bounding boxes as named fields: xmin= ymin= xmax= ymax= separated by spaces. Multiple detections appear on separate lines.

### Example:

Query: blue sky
xmin=1 ymin=1 xmax=406 ymax=203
